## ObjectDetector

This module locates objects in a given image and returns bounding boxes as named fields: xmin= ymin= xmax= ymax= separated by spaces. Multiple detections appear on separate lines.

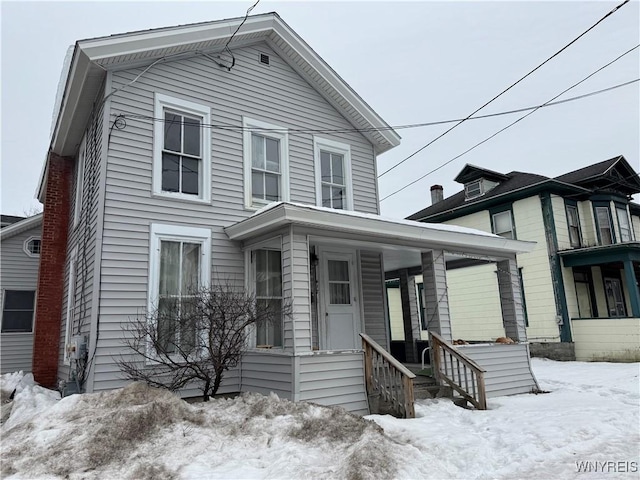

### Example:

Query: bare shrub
xmin=117 ymin=283 xmax=291 ymax=401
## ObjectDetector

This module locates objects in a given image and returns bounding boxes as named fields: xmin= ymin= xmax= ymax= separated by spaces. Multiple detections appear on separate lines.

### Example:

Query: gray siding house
xmin=34 ymin=13 xmax=537 ymax=414
xmin=1 ymin=214 xmax=42 ymax=374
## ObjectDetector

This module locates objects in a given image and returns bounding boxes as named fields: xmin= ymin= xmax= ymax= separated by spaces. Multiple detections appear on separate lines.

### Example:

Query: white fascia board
xmin=269 ymin=17 xmax=401 ymax=153
xmin=0 ymin=214 xmax=43 ymax=242
xmin=78 ymin=15 xmax=275 ymax=62
xmin=225 ymin=204 xmax=535 ymax=255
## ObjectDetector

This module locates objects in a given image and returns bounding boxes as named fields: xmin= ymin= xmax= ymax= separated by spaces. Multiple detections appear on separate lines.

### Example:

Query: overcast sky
xmin=1 ymin=0 xmax=638 ymax=218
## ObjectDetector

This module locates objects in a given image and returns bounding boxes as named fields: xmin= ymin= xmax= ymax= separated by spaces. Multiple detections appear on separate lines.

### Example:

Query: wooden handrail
xmin=360 ymin=333 xmax=416 ymax=418
xmin=429 ymin=331 xmax=487 ymax=410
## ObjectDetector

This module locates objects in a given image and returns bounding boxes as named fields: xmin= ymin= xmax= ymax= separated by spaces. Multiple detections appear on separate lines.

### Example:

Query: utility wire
xmin=221 ymin=0 xmax=261 ymax=71
xmin=380 ymin=44 xmax=640 ymax=203
xmin=114 ymin=78 xmax=638 ymax=134
xmin=378 ymin=0 xmax=631 ymax=178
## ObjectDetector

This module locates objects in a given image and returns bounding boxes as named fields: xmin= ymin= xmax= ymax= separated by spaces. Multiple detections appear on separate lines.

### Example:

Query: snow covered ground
xmin=1 ymin=359 xmax=638 ymax=479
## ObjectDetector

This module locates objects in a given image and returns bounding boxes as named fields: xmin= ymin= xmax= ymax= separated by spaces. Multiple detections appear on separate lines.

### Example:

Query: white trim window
xmin=73 ymin=137 xmax=86 ymax=227
xmin=243 ymin=117 xmax=289 ymax=209
xmin=63 ymin=247 xmax=78 ymax=363
xmin=313 ymin=137 xmax=353 ymax=210
xmin=23 ymin=236 xmax=42 ymax=257
xmin=149 ymin=224 xmax=211 ymax=355
xmin=153 ymin=93 xmax=211 ymax=203
xmin=253 ymin=248 xmax=283 ymax=348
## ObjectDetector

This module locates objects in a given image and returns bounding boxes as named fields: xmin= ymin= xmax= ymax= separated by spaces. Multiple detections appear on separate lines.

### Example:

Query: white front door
xmin=319 ymin=249 xmax=360 ymax=350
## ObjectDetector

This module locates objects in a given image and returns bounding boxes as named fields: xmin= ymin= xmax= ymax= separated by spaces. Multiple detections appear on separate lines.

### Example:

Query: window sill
xmin=152 ymin=191 xmax=211 ymax=205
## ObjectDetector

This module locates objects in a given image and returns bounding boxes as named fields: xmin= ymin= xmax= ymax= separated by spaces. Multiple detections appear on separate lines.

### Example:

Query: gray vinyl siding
xmin=298 ymin=353 xmax=369 ymax=415
xmin=241 ymin=351 xmax=292 ymax=399
xmin=97 ymin=42 xmax=379 ymax=391
xmin=360 ymin=251 xmax=389 ymax=349
xmin=1 ymin=224 xmax=41 ymax=373
xmin=58 ymin=80 xmax=106 ymax=383
xmin=456 ymin=343 xmax=539 ymax=398
xmin=289 ymin=229 xmax=311 ymax=352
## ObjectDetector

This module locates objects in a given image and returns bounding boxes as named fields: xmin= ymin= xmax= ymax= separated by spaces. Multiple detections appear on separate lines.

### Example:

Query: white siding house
xmin=33 ymin=13 xmax=539 ymax=414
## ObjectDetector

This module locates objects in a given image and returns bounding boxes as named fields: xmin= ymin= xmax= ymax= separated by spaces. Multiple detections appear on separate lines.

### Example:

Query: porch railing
xmin=361 ymin=333 xmax=416 ymax=418
xmin=429 ymin=331 xmax=487 ymax=410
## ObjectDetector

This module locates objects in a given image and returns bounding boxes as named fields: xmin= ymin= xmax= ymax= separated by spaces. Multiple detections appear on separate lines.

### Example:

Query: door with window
xmin=604 ymin=277 xmax=627 ymax=317
xmin=319 ymin=250 xmax=360 ymax=350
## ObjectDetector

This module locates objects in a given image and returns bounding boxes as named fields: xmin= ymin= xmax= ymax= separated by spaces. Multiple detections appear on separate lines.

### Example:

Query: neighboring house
xmin=402 ymin=156 xmax=640 ymax=362
xmin=33 ymin=13 xmax=538 ymax=415
xmin=0 ymin=214 xmax=43 ymax=373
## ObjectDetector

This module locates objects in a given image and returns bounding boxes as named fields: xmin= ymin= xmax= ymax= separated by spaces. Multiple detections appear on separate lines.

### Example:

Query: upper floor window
xmin=465 ymin=180 xmax=482 ymax=199
xmin=23 ymin=236 xmax=41 ymax=257
xmin=595 ymin=206 xmax=614 ymax=245
xmin=1 ymin=290 xmax=35 ymax=333
xmin=243 ymin=117 xmax=289 ymax=209
xmin=149 ymin=224 xmax=211 ymax=356
xmin=314 ymin=137 xmax=352 ymax=210
xmin=153 ymin=94 xmax=211 ymax=203
xmin=492 ymin=210 xmax=515 ymax=239
xmin=616 ymin=207 xmax=632 ymax=242
xmin=565 ymin=204 xmax=582 ymax=247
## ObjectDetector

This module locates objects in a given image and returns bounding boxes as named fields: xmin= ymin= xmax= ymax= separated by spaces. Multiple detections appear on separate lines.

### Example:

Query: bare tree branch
xmin=117 ymin=281 xmax=292 ymax=401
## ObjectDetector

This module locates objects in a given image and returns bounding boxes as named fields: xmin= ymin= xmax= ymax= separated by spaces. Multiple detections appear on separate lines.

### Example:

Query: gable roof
xmin=454 ymin=164 xmax=509 ymax=184
xmin=0 ymin=214 xmax=43 ymax=241
xmin=47 ymin=12 xmax=400 ymax=160
xmin=408 ymin=156 xmax=639 ymax=222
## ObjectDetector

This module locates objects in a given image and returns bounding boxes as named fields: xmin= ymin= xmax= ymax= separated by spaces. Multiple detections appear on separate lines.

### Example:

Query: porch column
xmin=496 ymin=257 xmax=528 ymax=342
xmin=399 ymin=269 xmax=419 ymax=363
xmin=421 ymin=250 xmax=452 ymax=342
xmin=623 ymin=260 xmax=640 ymax=317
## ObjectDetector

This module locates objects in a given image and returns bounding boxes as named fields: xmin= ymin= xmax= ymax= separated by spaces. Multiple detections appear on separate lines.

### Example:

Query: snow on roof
xmin=252 ymin=201 xmax=501 ymax=239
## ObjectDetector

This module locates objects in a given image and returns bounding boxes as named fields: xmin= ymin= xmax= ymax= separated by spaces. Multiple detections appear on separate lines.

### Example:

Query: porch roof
xmin=225 ymin=202 xmax=536 ymax=262
xmin=559 ymin=242 xmax=640 ymax=267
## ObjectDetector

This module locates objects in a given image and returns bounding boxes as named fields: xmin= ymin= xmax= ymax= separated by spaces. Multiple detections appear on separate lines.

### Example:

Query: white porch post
xmin=496 ymin=256 xmax=528 ymax=342
xmin=421 ymin=249 xmax=452 ymax=342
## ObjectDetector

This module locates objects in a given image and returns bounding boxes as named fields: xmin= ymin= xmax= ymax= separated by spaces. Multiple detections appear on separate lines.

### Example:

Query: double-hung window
xmin=595 ymin=206 xmax=614 ymax=245
xmin=491 ymin=210 xmax=515 ymax=239
xmin=565 ymin=203 xmax=582 ymax=247
xmin=313 ymin=137 xmax=352 ymax=210
xmin=254 ymin=249 xmax=283 ymax=347
xmin=616 ymin=206 xmax=632 ymax=242
xmin=243 ymin=117 xmax=289 ymax=209
xmin=1 ymin=290 xmax=35 ymax=333
xmin=149 ymin=224 xmax=211 ymax=356
xmin=153 ymin=94 xmax=211 ymax=203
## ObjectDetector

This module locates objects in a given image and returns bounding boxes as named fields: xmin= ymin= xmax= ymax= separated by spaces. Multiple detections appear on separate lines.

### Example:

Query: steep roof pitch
xmin=48 ymin=12 xmax=400 ymax=159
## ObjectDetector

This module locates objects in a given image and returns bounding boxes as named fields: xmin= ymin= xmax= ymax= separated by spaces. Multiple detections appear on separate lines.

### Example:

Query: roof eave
xmin=0 ymin=214 xmax=43 ymax=241
xmin=225 ymin=203 xmax=535 ymax=256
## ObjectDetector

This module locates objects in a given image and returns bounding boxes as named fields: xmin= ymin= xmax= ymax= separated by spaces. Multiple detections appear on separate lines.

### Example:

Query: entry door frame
xmin=317 ymin=246 xmax=361 ymax=350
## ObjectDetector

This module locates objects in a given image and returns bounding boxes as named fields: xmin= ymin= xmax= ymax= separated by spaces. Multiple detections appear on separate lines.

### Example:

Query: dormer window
xmin=465 ymin=180 xmax=482 ymax=199
xmin=464 ymin=178 xmax=499 ymax=200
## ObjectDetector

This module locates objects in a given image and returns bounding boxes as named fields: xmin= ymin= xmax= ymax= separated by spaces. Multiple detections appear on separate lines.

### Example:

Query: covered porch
xmin=560 ymin=243 xmax=640 ymax=361
xmin=225 ymin=202 xmax=539 ymax=416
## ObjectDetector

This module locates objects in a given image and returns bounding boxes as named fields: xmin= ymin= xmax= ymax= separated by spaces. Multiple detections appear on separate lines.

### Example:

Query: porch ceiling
xmin=225 ymin=202 xmax=536 ymax=260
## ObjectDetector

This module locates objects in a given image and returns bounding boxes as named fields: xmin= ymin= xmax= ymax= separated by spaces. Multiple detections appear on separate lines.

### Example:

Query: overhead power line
xmin=377 ymin=0 xmax=631 ymax=178
xmin=114 ymin=78 xmax=638 ymax=134
xmin=380 ymin=44 xmax=640 ymax=203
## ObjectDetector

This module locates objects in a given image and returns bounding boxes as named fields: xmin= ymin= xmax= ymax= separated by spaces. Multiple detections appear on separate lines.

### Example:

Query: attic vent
xmin=260 ymin=54 xmax=270 ymax=65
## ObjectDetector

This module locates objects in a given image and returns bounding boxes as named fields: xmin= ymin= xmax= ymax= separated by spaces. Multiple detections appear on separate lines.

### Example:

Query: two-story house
xmin=1 ymin=214 xmax=42 ymax=373
xmin=33 ymin=13 xmax=539 ymax=415
xmin=402 ymin=157 xmax=640 ymax=362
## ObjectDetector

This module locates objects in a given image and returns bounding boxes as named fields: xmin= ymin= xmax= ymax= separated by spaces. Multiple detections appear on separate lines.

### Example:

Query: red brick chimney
xmin=32 ymin=152 xmax=73 ymax=388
